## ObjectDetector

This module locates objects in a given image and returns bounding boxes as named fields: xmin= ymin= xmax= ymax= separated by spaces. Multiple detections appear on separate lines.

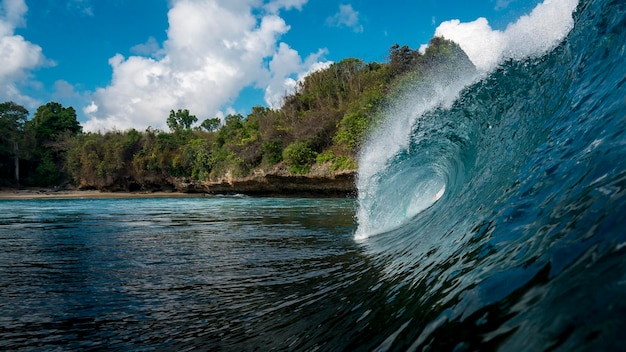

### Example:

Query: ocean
xmin=2 ymin=0 xmax=626 ymax=350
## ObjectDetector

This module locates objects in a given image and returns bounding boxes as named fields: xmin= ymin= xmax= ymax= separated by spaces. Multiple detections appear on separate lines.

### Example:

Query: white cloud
xmin=434 ymin=17 xmax=506 ymax=71
xmin=83 ymin=0 xmax=333 ymax=132
xmin=130 ymin=36 xmax=162 ymax=57
xmin=326 ymin=4 xmax=364 ymax=33
xmin=84 ymin=101 xmax=97 ymax=114
xmin=52 ymin=80 xmax=95 ymax=116
xmin=52 ymin=80 xmax=80 ymax=100
xmin=264 ymin=44 xmax=332 ymax=108
xmin=0 ymin=0 xmax=49 ymax=107
xmin=434 ymin=0 xmax=579 ymax=72
xmin=264 ymin=43 xmax=302 ymax=108
xmin=264 ymin=0 xmax=308 ymax=14
xmin=0 ymin=0 xmax=26 ymax=28
xmin=0 ymin=34 xmax=44 ymax=79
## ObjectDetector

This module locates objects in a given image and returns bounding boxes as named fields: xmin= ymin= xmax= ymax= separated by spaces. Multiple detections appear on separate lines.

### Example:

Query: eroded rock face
xmin=79 ymin=163 xmax=357 ymax=197
xmin=196 ymin=170 xmax=356 ymax=197
xmin=172 ymin=165 xmax=356 ymax=197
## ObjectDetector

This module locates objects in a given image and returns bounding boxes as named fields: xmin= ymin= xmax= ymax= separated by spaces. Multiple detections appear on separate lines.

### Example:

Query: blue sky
xmin=0 ymin=0 xmax=565 ymax=131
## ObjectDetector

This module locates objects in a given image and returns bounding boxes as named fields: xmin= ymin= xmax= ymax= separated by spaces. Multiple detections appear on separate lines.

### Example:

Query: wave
xmin=351 ymin=0 xmax=626 ymax=349
xmin=356 ymin=0 xmax=581 ymax=239
xmin=355 ymin=69 xmax=477 ymax=238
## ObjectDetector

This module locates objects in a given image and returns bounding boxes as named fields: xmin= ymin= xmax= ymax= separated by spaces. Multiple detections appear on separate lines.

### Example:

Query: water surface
xmin=0 ymin=197 xmax=359 ymax=350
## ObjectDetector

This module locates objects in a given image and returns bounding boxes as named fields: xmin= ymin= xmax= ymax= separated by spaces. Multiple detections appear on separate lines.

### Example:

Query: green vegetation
xmin=0 ymin=38 xmax=474 ymax=190
xmin=0 ymin=101 xmax=82 ymax=187
xmin=283 ymin=141 xmax=317 ymax=174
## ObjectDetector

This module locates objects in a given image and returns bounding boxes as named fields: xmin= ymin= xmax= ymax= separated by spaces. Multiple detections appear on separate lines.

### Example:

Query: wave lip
xmin=435 ymin=0 xmax=580 ymax=72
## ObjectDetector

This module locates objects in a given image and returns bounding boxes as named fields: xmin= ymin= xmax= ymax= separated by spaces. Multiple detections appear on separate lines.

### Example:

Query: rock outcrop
xmin=174 ymin=165 xmax=356 ymax=197
xmin=80 ymin=163 xmax=357 ymax=197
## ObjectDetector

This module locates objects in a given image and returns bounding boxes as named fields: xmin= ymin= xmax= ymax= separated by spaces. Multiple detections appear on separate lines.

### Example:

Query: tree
xmin=200 ymin=117 xmax=221 ymax=132
xmin=167 ymin=109 xmax=198 ymax=133
xmin=389 ymin=43 xmax=421 ymax=77
xmin=0 ymin=101 xmax=29 ymax=184
xmin=28 ymin=102 xmax=82 ymax=140
xmin=25 ymin=102 xmax=82 ymax=186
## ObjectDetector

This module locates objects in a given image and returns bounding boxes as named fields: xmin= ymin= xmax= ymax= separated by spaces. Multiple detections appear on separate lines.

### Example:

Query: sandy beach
xmin=0 ymin=189 xmax=205 ymax=200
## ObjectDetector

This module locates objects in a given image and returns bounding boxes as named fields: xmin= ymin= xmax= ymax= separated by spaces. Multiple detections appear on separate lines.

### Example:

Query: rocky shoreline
xmin=177 ymin=168 xmax=357 ymax=197
xmin=1 ymin=167 xmax=357 ymax=200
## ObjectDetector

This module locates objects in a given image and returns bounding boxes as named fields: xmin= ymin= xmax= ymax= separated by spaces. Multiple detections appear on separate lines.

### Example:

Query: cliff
xmin=178 ymin=163 xmax=356 ymax=197
xmin=79 ymin=163 xmax=357 ymax=197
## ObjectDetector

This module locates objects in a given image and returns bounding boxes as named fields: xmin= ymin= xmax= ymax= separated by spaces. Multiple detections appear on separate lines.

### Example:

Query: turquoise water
xmin=0 ymin=197 xmax=359 ymax=350
xmin=2 ymin=0 xmax=626 ymax=350
xmin=353 ymin=0 xmax=626 ymax=349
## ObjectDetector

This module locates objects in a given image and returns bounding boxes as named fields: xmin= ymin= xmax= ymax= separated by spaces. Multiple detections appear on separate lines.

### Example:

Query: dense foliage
xmin=0 ymin=38 xmax=474 ymax=190
xmin=0 ymin=102 xmax=82 ymax=187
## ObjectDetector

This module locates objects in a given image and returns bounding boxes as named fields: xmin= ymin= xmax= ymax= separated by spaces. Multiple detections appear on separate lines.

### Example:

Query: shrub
xmin=330 ymin=156 xmax=357 ymax=171
xmin=334 ymin=111 xmax=370 ymax=152
xmin=31 ymin=152 xmax=60 ymax=186
xmin=283 ymin=141 xmax=317 ymax=174
xmin=316 ymin=151 xmax=357 ymax=171
xmin=316 ymin=151 xmax=335 ymax=164
xmin=262 ymin=141 xmax=283 ymax=164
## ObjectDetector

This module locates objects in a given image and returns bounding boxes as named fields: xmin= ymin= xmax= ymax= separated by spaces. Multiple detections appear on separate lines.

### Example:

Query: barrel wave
xmin=352 ymin=0 xmax=626 ymax=349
